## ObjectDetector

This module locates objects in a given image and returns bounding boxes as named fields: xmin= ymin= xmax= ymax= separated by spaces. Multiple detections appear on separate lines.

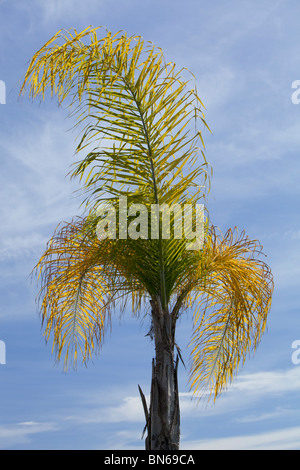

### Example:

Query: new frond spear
xmin=21 ymin=27 xmax=274 ymax=450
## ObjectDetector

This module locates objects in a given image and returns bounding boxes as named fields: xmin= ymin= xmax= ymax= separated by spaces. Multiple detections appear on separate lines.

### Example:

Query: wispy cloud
xmin=0 ymin=232 xmax=48 ymax=262
xmin=181 ymin=426 xmax=300 ymax=450
xmin=230 ymin=367 xmax=300 ymax=395
xmin=65 ymin=395 xmax=146 ymax=424
xmin=19 ymin=0 xmax=107 ymax=25
xmin=63 ymin=367 xmax=300 ymax=424
xmin=60 ymin=366 xmax=300 ymax=450
xmin=0 ymin=112 xmax=83 ymax=262
xmin=234 ymin=406 xmax=297 ymax=424
xmin=0 ymin=421 xmax=57 ymax=449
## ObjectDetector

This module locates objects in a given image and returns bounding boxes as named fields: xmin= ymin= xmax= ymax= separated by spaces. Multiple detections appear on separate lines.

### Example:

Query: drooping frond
xmin=32 ymin=216 xmax=159 ymax=369
xmin=33 ymin=217 xmax=114 ymax=369
xmin=186 ymin=226 xmax=274 ymax=401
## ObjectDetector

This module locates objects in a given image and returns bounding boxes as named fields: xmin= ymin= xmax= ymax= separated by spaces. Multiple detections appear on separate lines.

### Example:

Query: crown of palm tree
xmin=22 ymin=26 xmax=273 ymax=400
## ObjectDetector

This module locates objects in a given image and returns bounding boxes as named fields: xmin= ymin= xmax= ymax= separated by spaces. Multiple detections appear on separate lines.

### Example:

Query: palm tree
xmin=20 ymin=27 xmax=274 ymax=450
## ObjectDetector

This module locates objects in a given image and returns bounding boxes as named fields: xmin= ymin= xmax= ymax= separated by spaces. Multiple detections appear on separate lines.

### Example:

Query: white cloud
xmin=205 ymin=117 xmax=300 ymax=204
xmin=64 ymin=367 xmax=300 ymax=426
xmin=193 ymin=66 xmax=237 ymax=112
xmin=0 ymin=232 xmax=48 ymax=262
xmin=107 ymin=424 xmax=300 ymax=450
xmin=234 ymin=406 xmax=297 ymax=424
xmin=102 ymin=430 xmax=145 ymax=451
xmin=88 ymin=395 xmax=145 ymax=424
xmin=0 ymin=421 xmax=57 ymax=449
xmin=0 ymin=112 xmax=83 ymax=262
xmin=181 ymin=426 xmax=300 ymax=450
xmin=284 ymin=229 xmax=300 ymax=240
xmin=65 ymin=394 xmax=145 ymax=425
xmin=60 ymin=367 xmax=300 ymax=450
xmin=181 ymin=367 xmax=300 ymax=416
xmin=28 ymin=0 xmax=107 ymax=24
xmin=231 ymin=367 xmax=300 ymax=395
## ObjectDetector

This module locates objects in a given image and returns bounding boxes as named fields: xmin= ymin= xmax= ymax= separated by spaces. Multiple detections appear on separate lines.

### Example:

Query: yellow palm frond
xmin=187 ymin=226 xmax=274 ymax=401
xmin=33 ymin=216 xmax=154 ymax=369
xmin=20 ymin=26 xmax=211 ymax=208
xmin=33 ymin=218 xmax=114 ymax=369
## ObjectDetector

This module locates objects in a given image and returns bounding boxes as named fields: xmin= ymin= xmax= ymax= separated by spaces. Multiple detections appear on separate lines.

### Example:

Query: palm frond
xmin=20 ymin=26 xmax=211 ymax=207
xmin=33 ymin=217 xmax=114 ymax=369
xmin=187 ymin=226 xmax=274 ymax=401
xmin=32 ymin=216 xmax=159 ymax=369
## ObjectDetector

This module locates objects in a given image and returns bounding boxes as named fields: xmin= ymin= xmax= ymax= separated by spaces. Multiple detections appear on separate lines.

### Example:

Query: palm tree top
xmin=21 ymin=26 xmax=274 ymax=403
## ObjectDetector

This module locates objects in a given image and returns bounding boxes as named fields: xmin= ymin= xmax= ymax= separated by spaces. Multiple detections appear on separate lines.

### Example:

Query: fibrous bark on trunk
xmin=139 ymin=297 xmax=180 ymax=450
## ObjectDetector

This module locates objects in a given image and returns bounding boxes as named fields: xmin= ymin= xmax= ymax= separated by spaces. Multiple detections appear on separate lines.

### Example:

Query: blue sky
xmin=1 ymin=0 xmax=300 ymax=450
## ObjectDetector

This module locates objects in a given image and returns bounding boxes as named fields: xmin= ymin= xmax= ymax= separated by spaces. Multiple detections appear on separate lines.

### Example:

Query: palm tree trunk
xmin=140 ymin=298 xmax=180 ymax=450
